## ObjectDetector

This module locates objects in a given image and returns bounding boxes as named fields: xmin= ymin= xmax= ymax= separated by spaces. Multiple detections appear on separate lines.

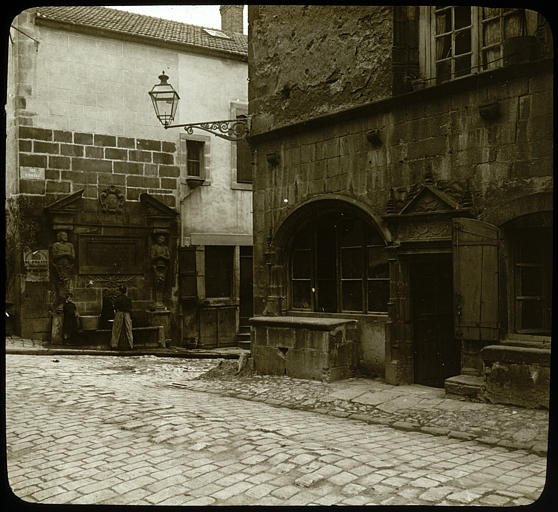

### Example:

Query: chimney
xmin=220 ymin=5 xmax=244 ymax=34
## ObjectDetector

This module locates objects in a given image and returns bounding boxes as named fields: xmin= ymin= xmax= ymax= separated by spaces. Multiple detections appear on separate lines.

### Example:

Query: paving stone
xmin=183 ymin=496 xmax=216 ymax=506
xmin=418 ymin=486 xmax=457 ymax=502
xmin=409 ymin=477 xmax=440 ymax=488
xmin=211 ymin=481 xmax=253 ymax=500
xmin=341 ymin=482 xmax=366 ymax=496
xmin=446 ymin=489 xmax=483 ymax=503
xmin=328 ymin=471 xmax=358 ymax=486
xmin=271 ymin=484 xmax=300 ymax=499
xmin=5 ymin=353 xmax=549 ymax=508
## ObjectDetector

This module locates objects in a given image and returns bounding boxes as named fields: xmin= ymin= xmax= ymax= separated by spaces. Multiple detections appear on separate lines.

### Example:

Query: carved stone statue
xmin=50 ymin=230 xmax=75 ymax=304
xmin=151 ymin=233 xmax=170 ymax=310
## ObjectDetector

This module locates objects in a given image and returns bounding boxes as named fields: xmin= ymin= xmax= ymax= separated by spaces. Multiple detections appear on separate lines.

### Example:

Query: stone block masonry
xmin=18 ymin=126 xmax=178 ymax=207
xmin=250 ymin=316 xmax=359 ymax=381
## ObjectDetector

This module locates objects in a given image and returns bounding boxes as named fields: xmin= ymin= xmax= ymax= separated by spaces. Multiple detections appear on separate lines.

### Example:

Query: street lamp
xmin=149 ymin=71 xmax=250 ymax=142
xmin=148 ymin=71 xmax=180 ymax=128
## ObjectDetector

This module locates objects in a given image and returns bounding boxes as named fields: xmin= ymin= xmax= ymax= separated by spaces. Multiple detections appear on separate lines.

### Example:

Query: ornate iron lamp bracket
xmin=164 ymin=118 xmax=250 ymax=142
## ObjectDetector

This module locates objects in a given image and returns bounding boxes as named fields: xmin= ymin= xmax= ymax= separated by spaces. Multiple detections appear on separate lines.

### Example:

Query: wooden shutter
xmin=178 ymin=247 xmax=197 ymax=299
xmin=452 ymin=218 xmax=499 ymax=341
xmin=236 ymin=115 xmax=252 ymax=183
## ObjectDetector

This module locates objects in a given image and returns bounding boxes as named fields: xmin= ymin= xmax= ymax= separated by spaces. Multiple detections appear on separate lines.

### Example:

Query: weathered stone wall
xmin=248 ymin=5 xmax=395 ymax=133
xmin=290 ymin=311 xmax=387 ymax=377
xmin=18 ymin=125 xmax=178 ymax=207
xmin=251 ymin=66 xmax=553 ymax=316
xmin=481 ymin=345 xmax=550 ymax=409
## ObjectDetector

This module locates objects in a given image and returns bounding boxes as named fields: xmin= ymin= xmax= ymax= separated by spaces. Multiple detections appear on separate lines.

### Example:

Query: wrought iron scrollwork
xmin=168 ymin=118 xmax=250 ymax=142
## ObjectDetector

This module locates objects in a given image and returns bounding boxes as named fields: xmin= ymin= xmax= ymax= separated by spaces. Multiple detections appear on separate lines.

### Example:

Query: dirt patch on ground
xmin=196 ymin=358 xmax=254 ymax=380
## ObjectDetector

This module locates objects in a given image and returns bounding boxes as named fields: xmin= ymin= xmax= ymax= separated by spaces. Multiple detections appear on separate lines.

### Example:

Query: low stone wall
xmin=249 ymin=316 xmax=358 ymax=381
xmin=481 ymin=344 xmax=550 ymax=409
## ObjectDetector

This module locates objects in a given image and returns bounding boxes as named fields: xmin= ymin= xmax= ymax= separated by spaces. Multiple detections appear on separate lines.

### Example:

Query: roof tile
xmin=32 ymin=5 xmax=247 ymax=58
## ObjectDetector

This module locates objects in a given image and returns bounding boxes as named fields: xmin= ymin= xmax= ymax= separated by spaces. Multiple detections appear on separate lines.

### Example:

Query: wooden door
xmin=452 ymin=218 xmax=499 ymax=342
xmin=411 ymin=254 xmax=459 ymax=387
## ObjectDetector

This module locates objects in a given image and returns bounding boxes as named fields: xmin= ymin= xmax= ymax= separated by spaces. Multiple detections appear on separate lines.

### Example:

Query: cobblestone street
xmin=6 ymin=354 xmax=548 ymax=506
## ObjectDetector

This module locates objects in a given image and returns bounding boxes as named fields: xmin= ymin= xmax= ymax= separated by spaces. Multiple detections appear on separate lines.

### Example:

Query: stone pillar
xmin=385 ymin=250 xmax=413 ymax=385
xmin=150 ymin=231 xmax=171 ymax=311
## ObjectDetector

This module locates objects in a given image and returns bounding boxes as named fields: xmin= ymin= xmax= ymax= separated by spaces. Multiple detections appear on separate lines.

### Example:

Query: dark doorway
xmin=411 ymin=254 xmax=460 ymax=387
xmin=239 ymin=246 xmax=253 ymax=321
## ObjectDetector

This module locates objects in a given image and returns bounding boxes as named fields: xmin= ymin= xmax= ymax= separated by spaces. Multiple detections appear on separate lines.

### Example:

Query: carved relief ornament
xmin=99 ymin=186 xmax=125 ymax=214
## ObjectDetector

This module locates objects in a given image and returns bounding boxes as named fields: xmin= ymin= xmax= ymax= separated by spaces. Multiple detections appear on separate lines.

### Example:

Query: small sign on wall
xmin=20 ymin=166 xmax=45 ymax=180
xmin=24 ymin=250 xmax=49 ymax=282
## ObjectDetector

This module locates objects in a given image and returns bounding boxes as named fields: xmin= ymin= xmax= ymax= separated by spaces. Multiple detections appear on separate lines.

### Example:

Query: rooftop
xmin=31 ymin=5 xmax=247 ymax=59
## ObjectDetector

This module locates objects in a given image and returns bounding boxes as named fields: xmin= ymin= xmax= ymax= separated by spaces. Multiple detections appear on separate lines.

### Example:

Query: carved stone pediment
xmin=44 ymin=189 xmax=84 ymax=231
xmin=140 ymin=193 xmax=177 ymax=233
xmin=399 ymin=185 xmax=460 ymax=215
xmin=383 ymin=179 xmax=473 ymax=244
xmin=386 ymin=179 xmax=473 ymax=215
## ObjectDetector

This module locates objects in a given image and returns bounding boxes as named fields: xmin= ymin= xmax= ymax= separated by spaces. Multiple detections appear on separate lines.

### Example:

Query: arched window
xmin=290 ymin=209 xmax=389 ymax=313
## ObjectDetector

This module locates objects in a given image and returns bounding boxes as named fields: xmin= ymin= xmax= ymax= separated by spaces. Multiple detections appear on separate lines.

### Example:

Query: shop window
xmin=422 ymin=7 xmax=528 ymax=84
xmin=205 ymin=246 xmax=233 ymax=298
xmin=290 ymin=210 xmax=389 ymax=314
xmin=511 ymin=227 xmax=552 ymax=334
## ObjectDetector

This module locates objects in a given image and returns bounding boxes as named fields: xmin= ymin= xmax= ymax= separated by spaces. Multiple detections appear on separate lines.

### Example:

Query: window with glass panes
xmin=427 ymin=7 xmax=526 ymax=84
xmin=512 ymin=227 xmax=552 ymax=335
xmin=480 ymin=8 xmax=525 ymax=70
xmin=186 ymin=140 xmax=204 ymax=177
xmin=290 ymin=211 xmax=389 ymax=313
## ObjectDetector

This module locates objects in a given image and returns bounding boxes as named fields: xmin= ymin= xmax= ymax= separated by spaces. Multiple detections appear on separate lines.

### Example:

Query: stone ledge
xmin=249 ymin=315 xmax=357 ymax=331
xmin=481 ymin=345 xmax=551 ymax=366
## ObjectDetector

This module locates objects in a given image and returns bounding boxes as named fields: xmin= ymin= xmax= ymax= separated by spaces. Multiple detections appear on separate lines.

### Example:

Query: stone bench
xmin=78 ymin=325 xmax=165 ymax=348
xmin=249 ymin=316 xmax=358 ymax=381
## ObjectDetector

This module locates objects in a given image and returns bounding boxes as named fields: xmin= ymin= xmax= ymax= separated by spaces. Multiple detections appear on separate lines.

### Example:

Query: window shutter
xmin=178 ymin=247 xmax=197 ymax=299
xmin=235 ymin=115 xmax=252 ymax=183
xmin=452 ymin=218 xmax=499 ymax=341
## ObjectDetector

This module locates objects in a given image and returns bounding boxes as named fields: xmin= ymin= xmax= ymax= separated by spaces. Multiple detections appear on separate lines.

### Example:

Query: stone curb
xmin=5 ymin=348 xmax=242 ymax=359
xmin=171 ymin=384 xmax=548 ymax=457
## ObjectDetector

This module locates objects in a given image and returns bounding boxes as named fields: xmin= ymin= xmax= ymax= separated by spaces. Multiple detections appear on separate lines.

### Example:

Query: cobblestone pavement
xmin=6 ymin=354 xmax=549 ymax=506
xmin=179 ymin=361 xmax=550 ymax=455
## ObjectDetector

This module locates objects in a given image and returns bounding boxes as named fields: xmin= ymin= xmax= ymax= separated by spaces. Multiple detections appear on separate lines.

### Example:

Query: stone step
xmin=444 ymin=374 xmax=484 ymax=399
xmin=237 ymin=340 xmax=251 ymax=350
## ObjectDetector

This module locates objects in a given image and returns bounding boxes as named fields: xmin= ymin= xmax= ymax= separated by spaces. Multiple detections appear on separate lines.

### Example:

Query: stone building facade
xmin=247 ymin=6 xmax=552 ymax=407
xmin=6 ymin=6 xmax=250 ymax=347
